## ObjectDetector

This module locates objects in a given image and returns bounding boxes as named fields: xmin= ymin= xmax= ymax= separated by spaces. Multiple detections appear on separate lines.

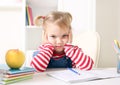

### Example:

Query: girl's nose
xmin=56 ymin=38 xmax=62 ymax=44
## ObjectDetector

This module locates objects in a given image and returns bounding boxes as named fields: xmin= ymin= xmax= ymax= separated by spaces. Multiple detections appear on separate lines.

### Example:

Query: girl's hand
xmin=68 ymin=29 xmax=72 ymax=43
xmin=64 ymin=43 xmax=73 ymax=52
xmin=43 ymin=43 xmax=54 ymax=48
xmin=42 ymin=31 xmax=49 ymax=44
xmin=38 ymin=43 xmax=54 ymax=53
xmin=64 ymin=43 xmax=82 ymax=55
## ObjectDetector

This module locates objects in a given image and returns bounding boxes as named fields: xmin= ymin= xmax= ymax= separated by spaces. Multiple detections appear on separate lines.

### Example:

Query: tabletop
xmin=11 ymin=68 xmax=120 ymax=85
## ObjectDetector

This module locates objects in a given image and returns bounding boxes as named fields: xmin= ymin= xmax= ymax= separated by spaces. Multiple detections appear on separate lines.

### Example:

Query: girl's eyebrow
xmin=63 ymin=32 xmax=69 ymax=35
xmin=49 ymin=33 xmax=55 ymax=35
xmin=49 ymin=33 xmax=69 ymax=37
xmin=50 ymin=34 xmax=56 ymax=36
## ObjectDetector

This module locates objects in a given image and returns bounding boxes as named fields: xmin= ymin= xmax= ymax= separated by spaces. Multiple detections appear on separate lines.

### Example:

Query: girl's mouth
xmin=55 ymin=46 xmax=62 ymax=48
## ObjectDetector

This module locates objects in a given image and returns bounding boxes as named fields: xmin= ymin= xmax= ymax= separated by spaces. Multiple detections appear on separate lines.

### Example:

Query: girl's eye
xmin=62 ymin=34 xmax=68 ymax=38
xmin=50 ymin=35 xmax=56 ymax=38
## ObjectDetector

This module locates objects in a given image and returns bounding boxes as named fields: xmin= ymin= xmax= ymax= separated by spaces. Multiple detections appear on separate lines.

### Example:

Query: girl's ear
xmin=68 ymin=29 xmax=72 ymax=43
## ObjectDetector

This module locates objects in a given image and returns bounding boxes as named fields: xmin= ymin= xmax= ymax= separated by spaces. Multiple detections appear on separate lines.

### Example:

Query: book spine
xmin=26 ymin=5 xmax=34 ymax=26
xmin=4 ymin=71 xmax=34 ymax=78
xmin=25 ymin=7 xmax=29 ymax=25
xmin=7 ymin=68 xmax=35 ymax=74
xmin=3 ymin=74 xmax=33 ymax=81
xmin=1 ymin=76 xmax=32 ymax=84
xmin=26 ymin=6 xmax=29 ymax=25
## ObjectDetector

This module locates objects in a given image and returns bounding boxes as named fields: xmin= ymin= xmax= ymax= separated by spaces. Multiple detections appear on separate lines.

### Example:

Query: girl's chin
xmin=54 ymin=51 xmax=64 ymax=54
xmin=54 ymin=48 xmax=64 ymax=53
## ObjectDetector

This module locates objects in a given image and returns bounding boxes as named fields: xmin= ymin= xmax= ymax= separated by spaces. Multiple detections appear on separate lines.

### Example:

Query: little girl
xmin=31 ymin=11 xmax=94 ymax=72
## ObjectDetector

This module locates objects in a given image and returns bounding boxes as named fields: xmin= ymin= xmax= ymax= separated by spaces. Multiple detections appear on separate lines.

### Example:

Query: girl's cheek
xmin=48 ymin=37 xmax=54 ymax=44
xmin=63 ymin=38 xmax=69 ymax=44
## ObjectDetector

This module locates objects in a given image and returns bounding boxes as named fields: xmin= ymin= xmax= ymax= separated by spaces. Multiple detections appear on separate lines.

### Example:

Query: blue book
xmin=0 ymin=64 xmax=36 ymax=74
xmin=26 ymin=6 xmax=29 ymax=25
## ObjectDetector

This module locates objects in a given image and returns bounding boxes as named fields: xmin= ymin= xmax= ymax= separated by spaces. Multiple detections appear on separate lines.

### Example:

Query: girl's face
xmin=44 ymin=23 xmax=70 ymax=53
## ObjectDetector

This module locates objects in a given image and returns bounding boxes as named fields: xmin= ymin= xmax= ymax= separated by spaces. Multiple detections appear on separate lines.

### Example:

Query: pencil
xmin=113 ymin=40 xmax=120 ymax=53
xmin=67 ymin=68 xmax=80 ymax=75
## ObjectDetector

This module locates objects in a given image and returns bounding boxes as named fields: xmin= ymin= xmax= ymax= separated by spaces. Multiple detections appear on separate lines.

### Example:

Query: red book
xmin=4 ymin=71 xmax=34 ymax=78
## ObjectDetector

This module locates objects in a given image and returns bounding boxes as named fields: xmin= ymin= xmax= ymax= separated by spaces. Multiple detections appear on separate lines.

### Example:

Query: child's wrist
xmin=64 ymin=43 xmax=73 ymax=52
xmin=64 ymin=43 xmax=73 ymax=48
xmin=44 ymin=43 xmax=54 ymax=50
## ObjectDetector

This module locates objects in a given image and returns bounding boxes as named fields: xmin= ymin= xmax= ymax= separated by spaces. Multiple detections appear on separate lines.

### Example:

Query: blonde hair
xmin=43 ymin=11 xmax=72 ymax=30
xmin=34 ymin=11 xmax=73 ymax=43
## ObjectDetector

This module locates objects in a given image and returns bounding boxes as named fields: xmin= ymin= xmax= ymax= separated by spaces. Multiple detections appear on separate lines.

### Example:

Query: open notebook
xmin=47 ymin=68 xmax=120 ymax=83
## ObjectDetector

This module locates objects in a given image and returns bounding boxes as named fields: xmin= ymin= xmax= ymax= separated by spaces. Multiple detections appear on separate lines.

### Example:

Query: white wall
xmin=58 ymin=0 xmax=96 ymax=34
xmin=118 ymin=0 xmax=120 ymax=40
xmin=0 ymin=7 xmax=24 ymax=64
xmin=96 ymin=0 xmax=120 ymax=67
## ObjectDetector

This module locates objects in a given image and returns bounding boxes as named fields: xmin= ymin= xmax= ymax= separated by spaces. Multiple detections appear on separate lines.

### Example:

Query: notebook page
xmin=47 ymin=69 xmax=97 ymax=83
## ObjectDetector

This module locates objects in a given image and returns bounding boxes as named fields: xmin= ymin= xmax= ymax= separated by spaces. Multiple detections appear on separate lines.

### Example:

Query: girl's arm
xmin=30 ymin=43 xmax=54 ymax=72
xmin=64 ymin=44 xmax=94 ymax=70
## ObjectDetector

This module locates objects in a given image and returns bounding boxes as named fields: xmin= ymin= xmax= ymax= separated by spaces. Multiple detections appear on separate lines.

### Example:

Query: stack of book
xmin=26 ymin=5 xmax=34 ymax=26
xmin=0 ymin=64 xmax=36 ymax=85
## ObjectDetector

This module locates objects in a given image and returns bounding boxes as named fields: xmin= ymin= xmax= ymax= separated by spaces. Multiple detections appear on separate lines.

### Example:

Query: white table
xmin=12 ymin=68 xmax=120 ymax=85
